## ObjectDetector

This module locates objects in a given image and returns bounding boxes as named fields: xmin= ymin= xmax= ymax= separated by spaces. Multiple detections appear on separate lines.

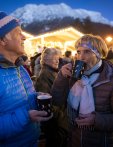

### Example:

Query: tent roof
xmin=27 ymin=26 xmax=83 ymax=41
xmin=25 ymin=26 xmax=83 ymax=51
xmin=23 ymin=26 xmax=84 ymax=56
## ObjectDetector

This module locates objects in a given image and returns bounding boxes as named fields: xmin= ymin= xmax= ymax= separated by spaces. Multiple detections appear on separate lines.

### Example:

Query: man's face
xmin=3 ymin=26 xmax=26 ymax=57
xmin=76 ymin=47 xmax=99 ymax=70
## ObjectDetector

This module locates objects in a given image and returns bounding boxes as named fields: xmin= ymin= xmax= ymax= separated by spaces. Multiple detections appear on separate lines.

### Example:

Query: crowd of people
xmin=1 ymin=11 xmax=113 ymax=147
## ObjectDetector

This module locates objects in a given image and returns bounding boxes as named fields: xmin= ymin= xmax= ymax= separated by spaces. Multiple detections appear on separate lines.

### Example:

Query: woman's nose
xmin=78 ymin=53 xmax=85 ymax=60
xmin=56 ymin=60 xmax=59 ymax=64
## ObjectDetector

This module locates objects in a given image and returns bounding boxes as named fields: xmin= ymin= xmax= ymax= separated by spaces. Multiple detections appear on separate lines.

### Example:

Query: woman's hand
xmin=61 ymin=63 xmax=72 ymax=78
xmin=75 ymin=113 xmax=95 ymax=126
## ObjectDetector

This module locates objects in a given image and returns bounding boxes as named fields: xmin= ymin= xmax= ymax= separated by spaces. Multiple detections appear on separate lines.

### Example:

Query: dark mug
xmin=37 ymin=95 xmax=52 ymax=117
xmin=72 ymin=60 xmax=86 ymax=80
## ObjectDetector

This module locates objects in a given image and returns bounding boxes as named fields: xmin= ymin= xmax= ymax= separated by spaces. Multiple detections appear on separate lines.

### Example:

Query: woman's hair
xmin=40 ymin=47 xmax=61 ymax=65
xmin=75 ymin=34 xmax=108 ymax=58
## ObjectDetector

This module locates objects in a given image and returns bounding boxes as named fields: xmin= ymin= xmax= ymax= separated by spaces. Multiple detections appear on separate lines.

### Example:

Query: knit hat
xmin=0 ymin=12 xmax=20 ymax=37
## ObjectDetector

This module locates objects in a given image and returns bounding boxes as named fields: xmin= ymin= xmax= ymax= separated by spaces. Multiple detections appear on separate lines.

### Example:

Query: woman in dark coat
xmin=35 ymin=48 xmax=68 ymax=147
xmin=51 ymin=34 xmax=113 ymax=147
xmin=35 ymin=48 xmax=60 ymax=93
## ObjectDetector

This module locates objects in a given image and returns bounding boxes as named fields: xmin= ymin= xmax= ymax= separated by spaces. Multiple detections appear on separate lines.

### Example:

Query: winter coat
xmin=35 ymin=65 xmax=58 ymax=93
xmin=35 ymin=65 xmax=68 ymax=147
xmin=0 ymin=55 xmax=40 ymax=147
xmin=34 ymin=55 xmax=41 ymax=76
xmin=51 ymin=60 xmax=113 ymax=147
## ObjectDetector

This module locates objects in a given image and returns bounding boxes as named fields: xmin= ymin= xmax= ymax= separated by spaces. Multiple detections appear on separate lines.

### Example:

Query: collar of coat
xmin=0 ymin=54 xmax=16 ymax=68
xmin=93 ymin=59 xmax=113 ymax=87
xmin=0 ymin=54 xmax=25 ymax=68
xmin=70 ymin=60 xmax=113 ymax=88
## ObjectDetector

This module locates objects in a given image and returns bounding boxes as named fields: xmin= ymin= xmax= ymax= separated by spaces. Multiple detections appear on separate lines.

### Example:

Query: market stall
xmin=23 ymin=26 xmax=83 ymax=57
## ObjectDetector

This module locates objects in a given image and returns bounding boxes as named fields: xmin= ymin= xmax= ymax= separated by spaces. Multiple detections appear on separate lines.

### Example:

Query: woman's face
xmin=45 ymin=54 xmax=60 ymax=69
xmin=76 ymin=47 xmax=99 ymax=70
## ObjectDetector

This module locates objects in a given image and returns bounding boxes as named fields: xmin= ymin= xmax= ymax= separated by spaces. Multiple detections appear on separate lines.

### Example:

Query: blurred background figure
xmin=34 ymin=45 xmax=45 ymax=76
xmin=35 ymin=47 xmax=67 ymax=147
xmin=106 ymin=46 xmax=113 ymax=63
xmin=59 ymin=50 xmax=73 ymax=69
xmin=30 ymin=52 xmax=40 ymax=75
xmin=63 ymin=50 xmax=72 ymax=63
xmin=15 ymin=55 xmax=33 ymax=77
xmin=35 ymin=47 xmax=61 ymax=93
xmin=23 ymin=57 xmax=33 ymax=77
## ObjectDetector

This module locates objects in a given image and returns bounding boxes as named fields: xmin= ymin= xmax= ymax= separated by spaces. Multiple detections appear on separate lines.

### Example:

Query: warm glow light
xmin=24 ymin=40 xmax=34 ymax=57
xmin=23 ymin=27 xmax=84 ymax=57
xmin=22 ymin=31 xmax=34 ymax=38
xmin=27 ymin=27 xmax=83 ymax=41
xmin=106 ymin=36 xmax=113 ymax=42
xmin=72 ymin=50 xmax=77 ymax=56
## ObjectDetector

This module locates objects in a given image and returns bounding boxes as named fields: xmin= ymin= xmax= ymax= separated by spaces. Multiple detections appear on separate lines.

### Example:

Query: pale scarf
xmin=68 ymin=60 xmax=102 ymax=115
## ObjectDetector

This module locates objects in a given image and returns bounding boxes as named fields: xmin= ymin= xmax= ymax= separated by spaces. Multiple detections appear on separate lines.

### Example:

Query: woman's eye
xmin=77 ymin=51 xmax=80 ymax=54
xmin=85 ymin=50 xmax=90 ymax=54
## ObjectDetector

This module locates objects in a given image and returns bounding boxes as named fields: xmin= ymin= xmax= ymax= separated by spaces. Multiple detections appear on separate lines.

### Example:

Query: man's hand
xmin=29 ymin=110 xmax=53 ymax=122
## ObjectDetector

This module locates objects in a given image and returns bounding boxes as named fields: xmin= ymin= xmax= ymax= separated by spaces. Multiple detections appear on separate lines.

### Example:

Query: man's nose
xmin=22 ymin=33 xmax=26 ymax=41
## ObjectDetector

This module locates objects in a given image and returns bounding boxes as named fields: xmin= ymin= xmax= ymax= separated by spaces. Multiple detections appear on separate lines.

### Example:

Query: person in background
xmin=51 ymin=34 xmax=113 ymax=147
xmin=35 ymin=47 xmax=61 ymax=93
xmin=23 ymin=58 xmax=33 ymax=77
xmin=30 ymin=52 xmax=41 ymax=75
xmin=106 ymin=46 xmax=113 ymax=63
xmin=34 ymin=53 xmax=41 ymax=76
xmin=34 ymin=47 xmax=46 ymax=79
xmin=15 ymin=55 xmax=33 ymax=77
xmin=64 ymin=51 xmax=72 ymax=62
xmin=35 ymin=48 xmax=67 ymax=147
xmin=59 ymin=50 xmax=73 ymax=69
xmin=0 ymin=12 xmax=52 ymax=147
